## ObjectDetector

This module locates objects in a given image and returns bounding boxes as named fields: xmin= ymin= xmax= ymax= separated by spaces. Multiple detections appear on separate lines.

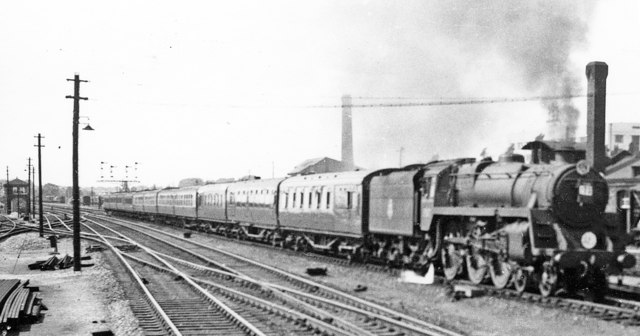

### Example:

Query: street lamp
xmin=80 ymin=116 xmax=94 ymax=131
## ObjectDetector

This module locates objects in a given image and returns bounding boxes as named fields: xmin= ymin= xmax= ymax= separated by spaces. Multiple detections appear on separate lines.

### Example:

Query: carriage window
xmin=300 ymin=192 xmax=304 ymax=209
xmin=293 ymin=192 xmax=297 ymax=208
xmin=316 ymin=191 xmax=322 ymax=209
xmin=308 ymin=192 xmax=313 ymax=208
xmin=326 ymin=192 xmax=331 ymax=209
xmin=346 ymin=191 xmax=353 ymax=209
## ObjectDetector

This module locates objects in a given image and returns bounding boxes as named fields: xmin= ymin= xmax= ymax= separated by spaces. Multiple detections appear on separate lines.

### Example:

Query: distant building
xmin=288 ymin=157 xmax=361 ymax=176
xmin=178 ymin=178 xmax=204 ymax=187
xmin=3 ymin=178 xmax=29 ymax=214
xmin=605 ymin=152 xmax=640 ymax=180
xmin=608 ymin=122 xmax=640 ymax=155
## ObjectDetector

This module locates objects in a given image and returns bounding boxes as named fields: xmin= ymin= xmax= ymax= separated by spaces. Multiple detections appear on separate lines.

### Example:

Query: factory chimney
xmin=341 ymin=94 xmax=354 ymax=170
xmin=585 ymin=61 xmax=608 ymax=173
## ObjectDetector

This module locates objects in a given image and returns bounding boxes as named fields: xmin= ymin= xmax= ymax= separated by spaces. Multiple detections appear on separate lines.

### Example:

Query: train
xmin=103 ymin=154 xmax=636 ymax=300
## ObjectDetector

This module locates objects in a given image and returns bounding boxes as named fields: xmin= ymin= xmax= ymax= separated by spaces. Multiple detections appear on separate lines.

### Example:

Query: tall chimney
xmin=341 ymin=94 xmax=354 ymax=170
xmin=585 ymin=61 xmax=608 ymax=173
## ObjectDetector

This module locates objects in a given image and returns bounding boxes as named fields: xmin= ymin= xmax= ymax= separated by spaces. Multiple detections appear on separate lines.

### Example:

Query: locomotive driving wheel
xmin=513 ymin=267 xmax=529 ymax=294
xmin=538 ymin=262 xmax=558 ymax=297
xmin=442 ymin=244 xmax=463 ymax=281
xmin=489 ymin=259 xmax=512 ymax=289
xmin=466 ymin=253 xmax=488 ymax=284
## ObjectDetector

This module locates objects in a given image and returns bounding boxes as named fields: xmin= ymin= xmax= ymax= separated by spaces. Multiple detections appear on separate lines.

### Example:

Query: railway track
xmin=0 ymin=216 xmax=33 ymax=240
xmin=46 ymin=205 xmax=640 ymax=330
xmin=81 ymin=213 xmax=463 ymax=336
xmin=80 ymin=217 xmax=347 ymax=336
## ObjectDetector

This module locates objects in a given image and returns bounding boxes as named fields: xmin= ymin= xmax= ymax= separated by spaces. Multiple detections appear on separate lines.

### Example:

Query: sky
xmin=1 ymin=1 xmax=639 ymax=189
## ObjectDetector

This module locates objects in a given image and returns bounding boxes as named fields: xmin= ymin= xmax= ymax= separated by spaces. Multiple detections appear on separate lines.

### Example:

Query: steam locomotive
xmin=103 ymin=154 xmax=635 ymax=300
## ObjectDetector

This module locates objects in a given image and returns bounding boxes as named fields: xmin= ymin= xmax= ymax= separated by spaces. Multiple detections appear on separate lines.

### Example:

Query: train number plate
xmin=578 ymin=183 xmax=593 ymax=197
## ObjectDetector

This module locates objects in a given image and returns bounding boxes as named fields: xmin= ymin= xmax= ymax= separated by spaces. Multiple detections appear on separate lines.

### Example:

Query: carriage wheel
xmin=466 ymin=253 xmax=488 ymax=284
xmin=442 ymin=244 xmax=463 ymax=281
xmin=489 ymin=260 xmax=512 ymax=289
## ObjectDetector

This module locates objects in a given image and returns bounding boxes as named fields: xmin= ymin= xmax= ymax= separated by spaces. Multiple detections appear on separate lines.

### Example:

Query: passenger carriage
xmin=226 ymin=177 xmax=284 ymax=240
xmin=278 ymin=170 xmax=374 ymax=254
xmin=156 ymin=187 xmax=198 ymax=226
xmin=196 ymin=182 xmax=232 ymax=233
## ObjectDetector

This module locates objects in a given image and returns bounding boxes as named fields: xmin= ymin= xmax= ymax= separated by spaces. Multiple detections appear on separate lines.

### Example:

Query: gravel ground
xmin=0 ymin=232 xmax=143 ymax=336
xmin=141 ymin=222 xmax=639 ymax=336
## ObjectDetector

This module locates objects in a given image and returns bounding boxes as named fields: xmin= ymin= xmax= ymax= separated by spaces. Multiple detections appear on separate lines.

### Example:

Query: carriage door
xmin=228 ymin=192 xmax=236 ymax=217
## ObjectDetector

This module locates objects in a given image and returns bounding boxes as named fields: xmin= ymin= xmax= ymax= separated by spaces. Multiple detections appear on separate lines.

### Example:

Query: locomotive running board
xmin=431 ymin=207 xmax=530 ymax=218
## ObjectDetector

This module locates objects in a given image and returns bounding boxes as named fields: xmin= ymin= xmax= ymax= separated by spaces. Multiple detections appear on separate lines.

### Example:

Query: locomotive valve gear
xmin=538 ymin=262 xmax=558 ymax=297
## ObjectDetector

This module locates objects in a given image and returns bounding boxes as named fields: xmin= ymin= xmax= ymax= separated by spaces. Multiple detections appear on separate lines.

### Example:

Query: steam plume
xmin=436 ymin=1 xmax=595 ymax=142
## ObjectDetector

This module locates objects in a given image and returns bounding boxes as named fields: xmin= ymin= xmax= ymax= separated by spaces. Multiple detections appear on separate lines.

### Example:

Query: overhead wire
xmin=89 ymin=91 xmax=640 ymax=110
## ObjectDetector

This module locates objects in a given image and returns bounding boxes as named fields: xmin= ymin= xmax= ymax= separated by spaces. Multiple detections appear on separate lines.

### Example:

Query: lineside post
xmin=66 ymin=74 xmax=88 ymax=272
xmin=35 ymin=133 xmax=45 ymax=237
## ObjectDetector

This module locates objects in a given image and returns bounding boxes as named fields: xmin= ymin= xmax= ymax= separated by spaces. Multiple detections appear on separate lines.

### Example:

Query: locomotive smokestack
xmin=341 ymin=94 xmax=354 ymax=170
xmin=585 ymin=62 xmax=608 ymax=173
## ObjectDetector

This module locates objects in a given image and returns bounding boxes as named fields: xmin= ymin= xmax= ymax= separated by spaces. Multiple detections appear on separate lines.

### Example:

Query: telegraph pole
xmin=26 ymin=158 xmax=31 ymax=219
xmin=66 ymin=74 xmax=88 ymax=272
xmin=5 ymin=166 xmax=8 ymax=214
xmin=35 ymin=134 xmax=45 ymax=237
xmin=31 ymin=168 xmax=35 ymax=216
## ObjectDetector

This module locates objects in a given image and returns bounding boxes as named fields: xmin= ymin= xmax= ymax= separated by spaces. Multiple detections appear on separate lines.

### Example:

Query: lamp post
xmin=66 ymin=74 xmax=90 ymax=272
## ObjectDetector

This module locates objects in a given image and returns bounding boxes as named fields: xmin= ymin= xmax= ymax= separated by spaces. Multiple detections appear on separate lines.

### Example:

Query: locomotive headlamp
xmin=581 ymin=231 xmax=597 ymax=249
xmin=576 ymin=160 xmax=591 ymax=176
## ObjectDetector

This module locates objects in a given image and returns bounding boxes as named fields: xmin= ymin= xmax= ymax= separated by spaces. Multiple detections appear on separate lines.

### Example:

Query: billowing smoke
xmin=335 ymin=1 xmax=596 ymax=169
xmin=434 ymin=1 xmax=595 ymax=142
